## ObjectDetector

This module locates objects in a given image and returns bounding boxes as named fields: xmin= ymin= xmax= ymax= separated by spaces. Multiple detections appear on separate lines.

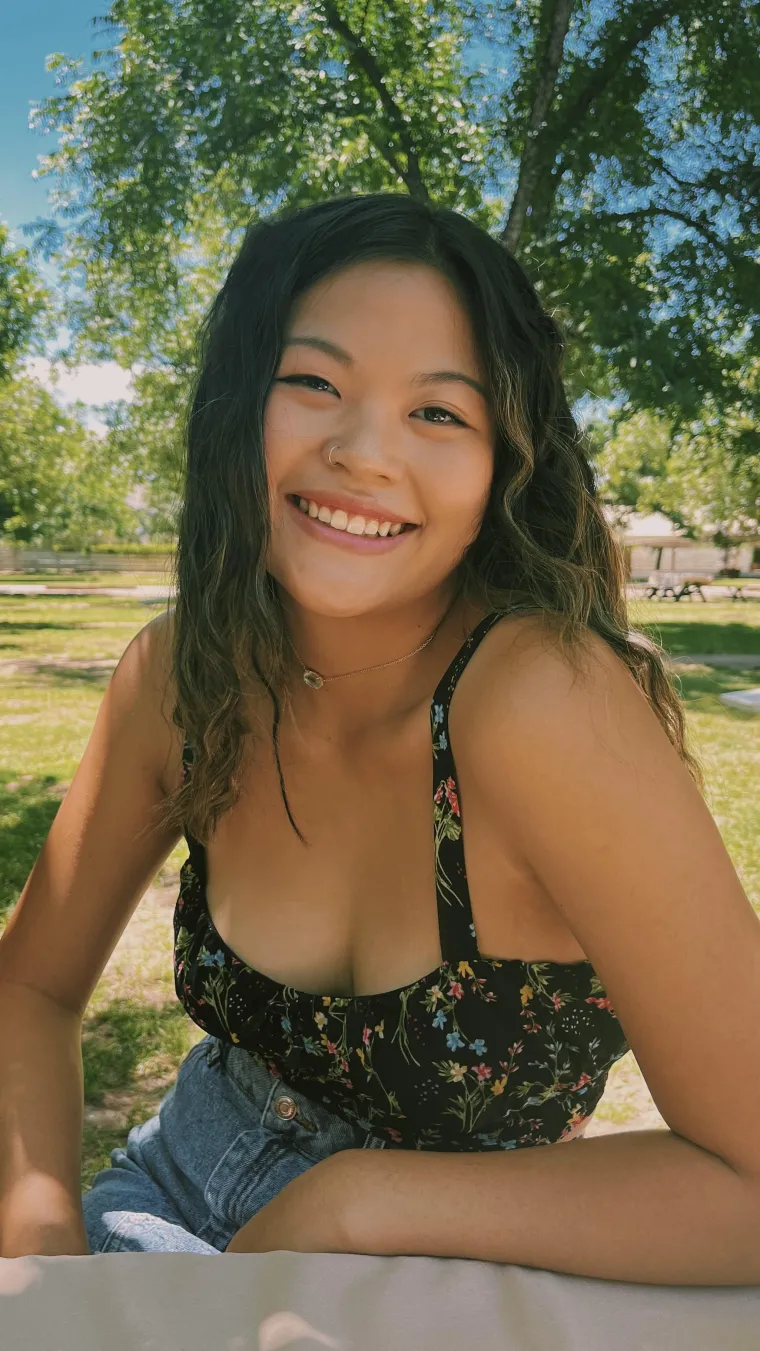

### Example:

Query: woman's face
xmin=264 ymin=260 xmax=495 ymax=619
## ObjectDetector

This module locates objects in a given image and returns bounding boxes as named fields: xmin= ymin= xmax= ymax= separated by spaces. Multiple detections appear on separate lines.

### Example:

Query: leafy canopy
xmin=30 ymin=0 xmax=760 ymax=422
xmin=0 ymin=377 xmax=142 ymax=548
xmin=0 ymin=224 xmax=50 ymax=380
xmin=23 ymin=0 xmax=760 ymax=539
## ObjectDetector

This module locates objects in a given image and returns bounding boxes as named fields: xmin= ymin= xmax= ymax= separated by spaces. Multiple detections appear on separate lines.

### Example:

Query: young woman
xmin=1 ymin=194 xmax=759 ymax=1284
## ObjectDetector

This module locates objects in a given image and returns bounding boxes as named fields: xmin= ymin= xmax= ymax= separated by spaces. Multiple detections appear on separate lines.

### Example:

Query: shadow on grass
xmin=31 ymin=665 xmax=113 ymax=689
xmin=0 ymin=616 xmax=83 ymax=658
xmin=0 ymin=775 xmax=66 ymax=921
xmin=81 ymin=997 xmax=200 ymax=1189
xmin=82 ymin=997 xmax=191 ymax=1101
xmin=637 ymin=618 xmax=760 ymax=656
xmin=0 ymin=618 xmax=81 ymax=633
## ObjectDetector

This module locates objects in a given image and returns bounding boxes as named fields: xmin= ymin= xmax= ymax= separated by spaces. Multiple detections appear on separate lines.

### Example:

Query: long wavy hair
xmin=160 ymin=192 xmax=703 ymax=845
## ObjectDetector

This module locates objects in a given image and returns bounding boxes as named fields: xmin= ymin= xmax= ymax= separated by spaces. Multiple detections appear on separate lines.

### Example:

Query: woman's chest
xmin=202 ymin=710 xmax=586 ymax=998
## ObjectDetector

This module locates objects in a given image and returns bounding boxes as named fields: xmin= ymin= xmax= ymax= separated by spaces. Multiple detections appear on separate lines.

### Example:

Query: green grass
xmin=1 ymin=593 xmax=759 ymax=1183
xmin=0 ymin=593 xmax=193 ymax=1186
xmin=629 ymin=597 xmax=760 ymax=655
xmin=0 ymin=593 xmax=167 ymax=663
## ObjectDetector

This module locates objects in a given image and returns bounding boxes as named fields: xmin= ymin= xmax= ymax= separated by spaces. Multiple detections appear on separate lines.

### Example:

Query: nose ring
xmin=328 ymin=442 xmax=339 ymax=467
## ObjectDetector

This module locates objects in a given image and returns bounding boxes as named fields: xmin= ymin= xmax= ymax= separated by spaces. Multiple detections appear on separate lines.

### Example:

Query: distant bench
xmin=644 ymin=572 xmax=712 ymax=601
xmin=724 ymin=576 xmax=760 ymax=601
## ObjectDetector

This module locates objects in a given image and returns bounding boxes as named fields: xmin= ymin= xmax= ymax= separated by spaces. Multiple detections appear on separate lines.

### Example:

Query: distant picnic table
xmin=644 ymin=571 xmax=712 ymax=601
xmin=723 ymin=575 xmax=760 ymax=601
xmin=644 ymin=571 xmax=760 ymax=602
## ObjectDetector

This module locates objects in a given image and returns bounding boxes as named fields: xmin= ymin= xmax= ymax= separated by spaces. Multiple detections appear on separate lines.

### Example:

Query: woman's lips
xmin=286 ymin=495 xmax=419 ymax=553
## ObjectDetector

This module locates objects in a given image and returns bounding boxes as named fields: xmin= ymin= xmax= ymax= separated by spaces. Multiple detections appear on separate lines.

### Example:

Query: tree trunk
xmin=501 ymin=0 xmax=576 ymax=253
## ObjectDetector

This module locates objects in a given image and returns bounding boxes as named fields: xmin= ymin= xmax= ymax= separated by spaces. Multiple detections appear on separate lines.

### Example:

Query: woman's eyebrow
xmin=284 ymin=334 xmax=487 ymax=400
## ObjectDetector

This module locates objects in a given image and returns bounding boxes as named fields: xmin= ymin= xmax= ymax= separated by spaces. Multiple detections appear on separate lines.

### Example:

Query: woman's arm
xmin=340 ymin=1125 xmax=760 ymax=1286
xmin=0 ymin=615 xmax=182 ymax=1257
xmin=0 ymin=984 xmax=90 ymax=1257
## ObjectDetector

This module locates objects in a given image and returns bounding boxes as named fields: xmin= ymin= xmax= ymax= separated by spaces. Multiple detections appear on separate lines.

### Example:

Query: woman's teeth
xmin=296 ymin=497 xmax=407 ymax=538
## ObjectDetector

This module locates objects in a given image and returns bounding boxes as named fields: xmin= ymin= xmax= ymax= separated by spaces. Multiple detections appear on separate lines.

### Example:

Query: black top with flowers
xmin=174 ymin=609 xmax=630 ymax=1152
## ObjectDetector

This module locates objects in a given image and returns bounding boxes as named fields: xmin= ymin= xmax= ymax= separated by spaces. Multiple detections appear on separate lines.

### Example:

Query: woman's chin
xmin=275 ymin=585 xmax=397 ymax=620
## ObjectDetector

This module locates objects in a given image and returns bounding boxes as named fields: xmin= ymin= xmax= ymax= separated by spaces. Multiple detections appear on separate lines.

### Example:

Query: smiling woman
xmin=2 ymin=194 xmax=759 ymax=1285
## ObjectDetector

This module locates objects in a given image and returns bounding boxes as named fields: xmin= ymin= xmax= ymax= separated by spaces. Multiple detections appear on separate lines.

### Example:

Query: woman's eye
xmin=277 ymin=374 xmax=335 ymax=393
xmin=417 ymin=406 xmax=467 ymax=427
xmin=276 ymin=377 xmax=466 ymax=427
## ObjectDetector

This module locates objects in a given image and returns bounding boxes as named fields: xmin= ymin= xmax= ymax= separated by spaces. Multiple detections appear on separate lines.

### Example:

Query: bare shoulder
xmin=113 ymin=606 xmax=181 ymax=793
xmin=128 ymin=606 xmax=175 ymax=696
xmin=460 ymin=608 xmax=635 ymax=729
xmin=99 ymin=607 xmax=180 ymax=794
xmin=455 ymin=607 xmax=668 ymax=842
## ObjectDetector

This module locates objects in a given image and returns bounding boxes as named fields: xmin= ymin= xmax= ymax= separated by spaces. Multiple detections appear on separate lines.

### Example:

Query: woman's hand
xmin=223 ymin=1149 xmax=364 ymax=1254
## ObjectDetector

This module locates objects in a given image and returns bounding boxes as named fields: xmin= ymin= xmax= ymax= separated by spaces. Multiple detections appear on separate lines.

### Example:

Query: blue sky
xmin=2 ymin=3 xmax=135 ymax=409
xmin=1 ymin=0 xmax=102 ymax=240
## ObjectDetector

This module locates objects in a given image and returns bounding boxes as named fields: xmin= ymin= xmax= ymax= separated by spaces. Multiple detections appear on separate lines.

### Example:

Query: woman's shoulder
xmin=115 ymin=607 xmax=183 ymax=792
xmin=458 ymin=605 xmax=627 ymax=743
xmin=124 ymin=606 xmax=176 ymax=710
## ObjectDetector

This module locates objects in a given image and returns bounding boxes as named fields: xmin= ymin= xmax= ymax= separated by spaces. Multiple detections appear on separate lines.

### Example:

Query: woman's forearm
xmin=343 ymin=1129 xmax=760 ymax=1286
xmin=0 ymin=982 xmax=89 ymax=1256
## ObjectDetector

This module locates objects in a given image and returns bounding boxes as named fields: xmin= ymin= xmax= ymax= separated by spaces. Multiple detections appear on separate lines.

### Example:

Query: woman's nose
xmin=332 ymin=410 xmax=405 ymax=477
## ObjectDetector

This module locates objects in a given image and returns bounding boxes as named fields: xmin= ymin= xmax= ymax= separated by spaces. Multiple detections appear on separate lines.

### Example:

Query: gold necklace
xmin=290 ymin=618 xmax=445 ymax=690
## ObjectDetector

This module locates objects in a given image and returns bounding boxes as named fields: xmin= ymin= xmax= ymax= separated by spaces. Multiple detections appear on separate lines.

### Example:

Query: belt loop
xmin=207 ymin=1037 xmax=231 ymax=1071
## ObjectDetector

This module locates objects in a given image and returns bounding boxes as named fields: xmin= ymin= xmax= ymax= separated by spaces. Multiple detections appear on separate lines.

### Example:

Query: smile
xmin=286 ymin=496 xmax=419 ymax=552
xmin=289 ymin=495 xmax=415 ymax=537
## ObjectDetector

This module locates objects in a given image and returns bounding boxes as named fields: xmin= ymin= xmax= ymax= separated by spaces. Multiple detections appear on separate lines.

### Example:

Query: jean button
xmin=274 ymin=1094 xmax=298 ymax=1120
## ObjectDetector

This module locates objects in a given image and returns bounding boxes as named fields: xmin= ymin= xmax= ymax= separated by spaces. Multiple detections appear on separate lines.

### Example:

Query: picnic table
xmin=723 ymin=575 xmax=760 ymax=601
xmin=644 ymin=571 xmax=712 ymax=601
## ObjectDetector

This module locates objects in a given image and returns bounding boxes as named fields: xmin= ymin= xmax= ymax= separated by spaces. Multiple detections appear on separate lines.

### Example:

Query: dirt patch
xmin=586 ymin=1052 xmax=667 ymax=1136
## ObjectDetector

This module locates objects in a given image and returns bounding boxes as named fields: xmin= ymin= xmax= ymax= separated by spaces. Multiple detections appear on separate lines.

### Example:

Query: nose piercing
xmin=328 ymin=443 xmax=339 ymax=466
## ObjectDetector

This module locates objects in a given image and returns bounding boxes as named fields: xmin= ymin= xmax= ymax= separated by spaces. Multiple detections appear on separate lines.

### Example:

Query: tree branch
xmin=554 ymin=1 xmax=682 ymax=148
xmin=320 ymin=0 xmax=430 ymax=201
xmin=598 ymin=207 xmax=739 ymax=258
xmin=539 ymin=1 xmax=684 ymax=219
xmin=501 ymin=0 xmax=576 ymax=252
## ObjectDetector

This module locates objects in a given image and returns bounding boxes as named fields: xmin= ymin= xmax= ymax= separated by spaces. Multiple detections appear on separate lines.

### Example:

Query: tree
xmin=0 ymin=376 xmax=142 ymax=548
xmin=595 ymin=361 xmax=760 ymax=557
xmin=30 ymin=2 xmax=760 ymax=402
xmin=0 ymin=223 xmax=49 ymax=380
xmin=27 ymin=0 xmax=760 ymax=469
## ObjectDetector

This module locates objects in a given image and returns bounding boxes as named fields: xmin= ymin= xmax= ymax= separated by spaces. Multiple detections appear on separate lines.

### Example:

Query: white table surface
xmin=2 ymin=1252 xmax=759 ymax=1351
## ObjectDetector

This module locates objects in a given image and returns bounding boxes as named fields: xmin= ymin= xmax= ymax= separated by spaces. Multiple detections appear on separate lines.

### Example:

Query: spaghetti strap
xmin=429 ymin=611 xmax=509 ymax=963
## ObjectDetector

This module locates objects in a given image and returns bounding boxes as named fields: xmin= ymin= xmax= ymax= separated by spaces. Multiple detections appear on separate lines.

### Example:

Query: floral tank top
xmin=174 ymin=609 xmax=630 ymax=1152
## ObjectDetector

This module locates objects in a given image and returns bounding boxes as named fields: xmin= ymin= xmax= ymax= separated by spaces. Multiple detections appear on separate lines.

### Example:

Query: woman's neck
xmin=279 ymin=588 xmax=485 ymax=739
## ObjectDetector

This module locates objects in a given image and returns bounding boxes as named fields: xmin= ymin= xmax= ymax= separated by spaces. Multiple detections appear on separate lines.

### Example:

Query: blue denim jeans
xmin=82 ymin=1035 xmax=386 ymax=1254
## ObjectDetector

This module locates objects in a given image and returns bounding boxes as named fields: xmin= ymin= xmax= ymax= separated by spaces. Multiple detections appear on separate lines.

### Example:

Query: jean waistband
xmin=206 ymin=1036 xmax=386 ymax=1152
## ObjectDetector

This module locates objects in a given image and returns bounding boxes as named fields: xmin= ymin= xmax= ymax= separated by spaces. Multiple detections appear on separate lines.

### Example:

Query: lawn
xmin=1 ymin=592 xmax=759 ymax=1184
xmin=628 ymin=597 xmax=760 ymax=655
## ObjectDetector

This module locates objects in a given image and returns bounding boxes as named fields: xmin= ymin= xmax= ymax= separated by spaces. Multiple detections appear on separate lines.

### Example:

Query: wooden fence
xmin=0 ymin=548 xmax=173 ymax=574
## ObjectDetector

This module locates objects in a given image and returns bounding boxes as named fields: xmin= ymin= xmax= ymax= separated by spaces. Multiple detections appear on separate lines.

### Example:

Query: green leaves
xmin=0 ymin=377 xmax=141 ymax=548
xmin=22 ymin=0 xmax=760 ymax=521
xmin=0 ymin=225 xmax=50 ymax=380
xmin=595 ymin=361 xmax=760 ymax=544
xmin=32 ymin=0 xmax=489 ymax=362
